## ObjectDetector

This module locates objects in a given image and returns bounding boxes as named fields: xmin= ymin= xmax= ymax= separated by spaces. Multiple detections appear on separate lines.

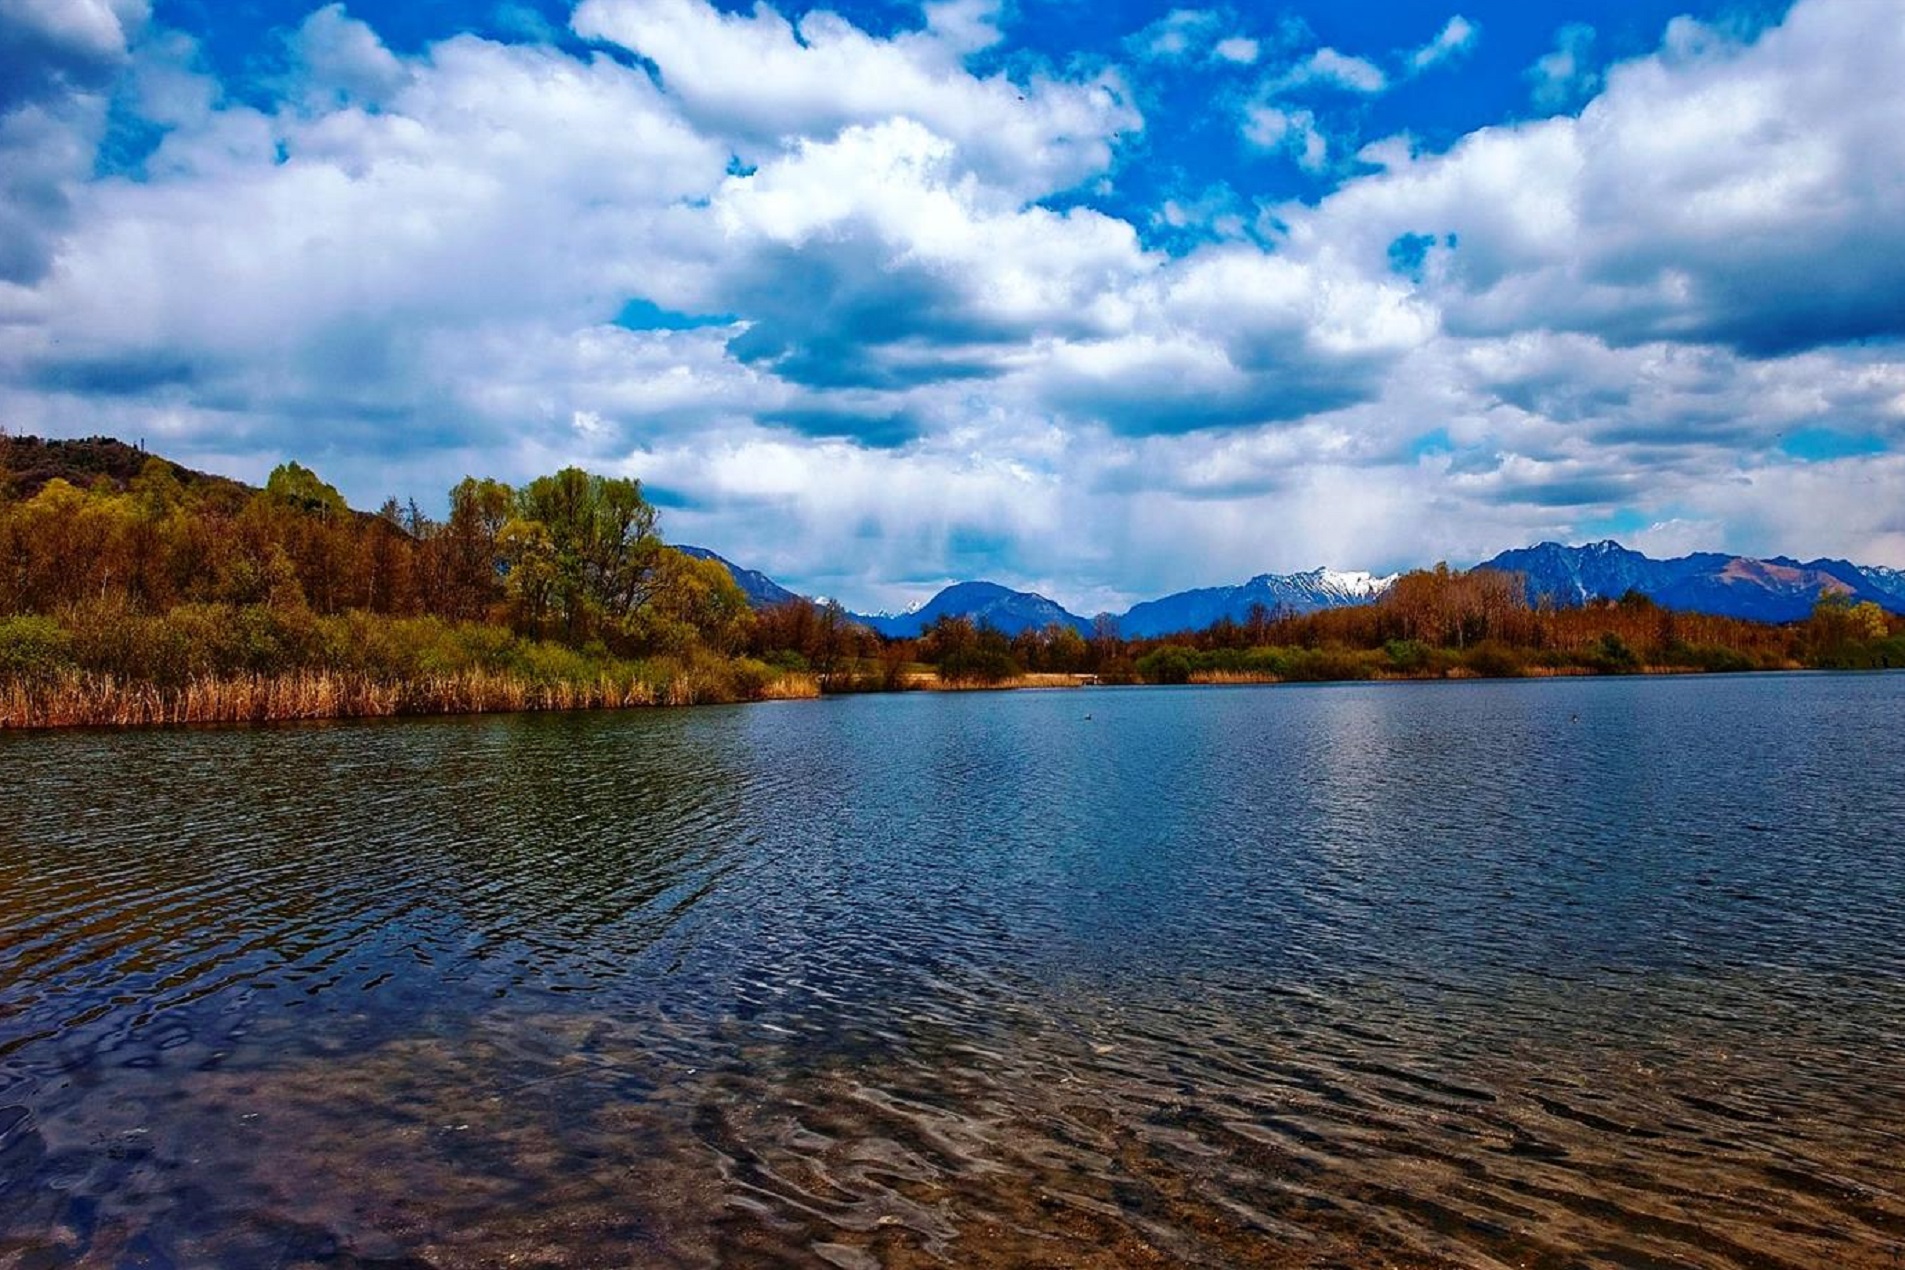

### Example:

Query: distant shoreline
xmin=9 ymin=659 xmax=1867 ymax=731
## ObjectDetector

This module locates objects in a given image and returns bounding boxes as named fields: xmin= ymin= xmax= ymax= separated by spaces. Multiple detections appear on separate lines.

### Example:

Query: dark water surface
xmin=4 ymin=675 xmax=1903 ymax=1267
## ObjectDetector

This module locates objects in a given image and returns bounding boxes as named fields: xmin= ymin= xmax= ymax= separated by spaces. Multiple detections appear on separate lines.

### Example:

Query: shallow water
xmin=4 ymin=674 xmax=1903 ymax=1267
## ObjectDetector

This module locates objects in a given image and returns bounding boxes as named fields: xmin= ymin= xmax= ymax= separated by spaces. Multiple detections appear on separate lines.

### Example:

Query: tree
xmin=264 ymin=462 xmax=348 ymax=519
xmin=1850 ymin=600 xmax=1889 ymax=642
xmin=1243 ymin=601 xmax=1272 ymax=646
xmin=645 ymin=548 xmax=755 ymax=655
xmin=1090 ymin=612 xmax=1121 ymax=665
xmin=511 ymin=468 xmax=659 ymax=643
xmin=431 ymin=477 xmax=512 ymax=622
xmin=809 ymin=600 xmax=859 ymax=689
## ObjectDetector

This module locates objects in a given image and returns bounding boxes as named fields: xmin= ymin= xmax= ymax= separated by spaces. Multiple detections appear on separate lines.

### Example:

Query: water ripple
xmin=4 ymin=678 xmax=1904 ymax=1265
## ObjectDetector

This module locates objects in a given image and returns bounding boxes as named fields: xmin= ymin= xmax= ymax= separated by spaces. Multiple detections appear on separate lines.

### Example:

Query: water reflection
xmin=4 ymin=677 xmax=1905 ymax=1266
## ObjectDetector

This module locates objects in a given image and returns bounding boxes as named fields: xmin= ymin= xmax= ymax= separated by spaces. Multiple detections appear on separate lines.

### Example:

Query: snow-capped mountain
xmin=1479 ymin=541 xmax=1905 ymax=622
xmin=1858 ymin=564 xmax=1905 ymax=606
xmin=1115 ymin=568 xmax=1398 ymax=638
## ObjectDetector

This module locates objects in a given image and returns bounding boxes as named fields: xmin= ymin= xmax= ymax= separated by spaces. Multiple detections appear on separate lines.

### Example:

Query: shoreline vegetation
xmin=3 ymin=436 xmax=1902 ymax=729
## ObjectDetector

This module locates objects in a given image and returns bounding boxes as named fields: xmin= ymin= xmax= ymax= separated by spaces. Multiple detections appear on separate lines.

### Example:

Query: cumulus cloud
xmin=0 ymin=0 xmax=146 ymax=283
xmin=1127 ymin=8 xmax=1221 ymax=63
xmin=0 ymin=0 xmax=145 ymax=109
xmin=1239 ymin=36 xmax=1394 ymax=175
xmin=690 ymin=117 xmax=1153 ymax=393
xmin=1279 ymin=0 xmax=1905 ymax=358
xmin=1242 ymin=102 xmax=1329 ymax=171
xmin=3 ymin=0 xmax=1904 ymax=607
xmin=573 ymin=0 xmax=1138 ymax=199
xmin=287 ymin=4 xmax=409 ymax=109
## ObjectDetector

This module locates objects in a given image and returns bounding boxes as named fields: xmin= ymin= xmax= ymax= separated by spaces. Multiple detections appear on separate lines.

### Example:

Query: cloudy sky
xmin=3 ymin=0 xmax=1902 ymax=610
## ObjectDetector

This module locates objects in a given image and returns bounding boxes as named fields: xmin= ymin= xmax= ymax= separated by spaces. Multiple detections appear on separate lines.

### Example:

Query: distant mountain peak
xmin=1117 ymin=565 xmax=1397 ymax=638
xmin=674 ymin=545 xmax=801 ymax=610
xmin=850 ymin=579 xmax=1090 ymax=639
xmin=1481 ymin=540 xmax=1905 ymax=621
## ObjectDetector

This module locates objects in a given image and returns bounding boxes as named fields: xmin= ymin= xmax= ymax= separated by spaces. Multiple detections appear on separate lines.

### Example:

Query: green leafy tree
xmin=645 ymin=549 xmax=755 ymax=655
xmin=264 ymin=462 xmax=348 ymax=519
xmin=511 ymin=468 xmax=660 ymax=643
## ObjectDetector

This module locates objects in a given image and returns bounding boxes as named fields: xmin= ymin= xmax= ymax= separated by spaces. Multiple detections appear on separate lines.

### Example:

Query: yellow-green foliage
xmin=0 ymin=451 xmax=788 ymax=727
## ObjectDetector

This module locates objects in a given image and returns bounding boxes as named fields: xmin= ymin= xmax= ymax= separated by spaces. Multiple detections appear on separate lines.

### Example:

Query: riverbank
xmin=12 ymin=658 xmax=1876 ymax=730
xmin=0 ymin=666 xmax=821 ymax=728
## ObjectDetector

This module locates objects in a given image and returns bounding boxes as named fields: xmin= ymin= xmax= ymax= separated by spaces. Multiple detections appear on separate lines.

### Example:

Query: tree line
xmin=873 ymin=561 xmax=1904 ymax=686
xmin=3 ymin=435 xmax=1900 ymax=725
xmin=0 ymin=439 xmax=789 ymax=723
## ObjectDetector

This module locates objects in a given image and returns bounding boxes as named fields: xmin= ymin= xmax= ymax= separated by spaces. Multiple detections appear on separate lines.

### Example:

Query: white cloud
xmin=1286 ymin=47 xmax=1387 ymax=94
xmin=1528 ymin=23 xmax=1598 ymax=111
xmin=0 ymin=0 xmax=146 ymax=282
xmin=5 ymin=0 xmax=1905 ymax=607
xmin=1274 ymin=0 xmax=1905 ymax=359
xmin=0 ymin=0 xmax=144 ymax=71
xmin=1409 ymin=15 xmax=1477 ymax=73
xmin=288 ymin=4 xmax=409 ymax=108
xmin=1129 ymin=8 xmax=1222 ymax=63
xmin=573 ymin=0 xmax=1138 ymax=198
xmin=1242 ymin=102 xmax=1328 ymax=171
xmin=1213 ymin=36 xmax=1259 ymax=65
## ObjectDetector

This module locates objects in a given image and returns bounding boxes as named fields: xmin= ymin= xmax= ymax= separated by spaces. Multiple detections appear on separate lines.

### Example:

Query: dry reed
xmin=0 ymin=667 xmax=782 ymax=730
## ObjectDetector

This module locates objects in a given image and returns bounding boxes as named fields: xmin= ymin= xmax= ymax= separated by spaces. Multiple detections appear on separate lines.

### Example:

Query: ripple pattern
xmin=3 ymin=676 xmax=1904 ymax=1266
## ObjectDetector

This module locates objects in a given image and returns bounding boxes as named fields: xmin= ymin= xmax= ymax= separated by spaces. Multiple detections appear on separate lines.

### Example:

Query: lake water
xmin=4 ymin=675 xmax=1903 ymax=1267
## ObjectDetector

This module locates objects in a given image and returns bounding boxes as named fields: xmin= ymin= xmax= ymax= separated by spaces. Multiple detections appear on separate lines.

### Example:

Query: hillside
xmin=1 ymin=435 xmax=252 ymax=508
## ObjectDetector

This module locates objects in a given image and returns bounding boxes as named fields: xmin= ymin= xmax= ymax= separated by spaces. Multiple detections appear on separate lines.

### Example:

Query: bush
xmin=939 ymin=647 xmax=1020 ymax=685
xmin=0 ymin=616 xmax=75 ymax=679
xmin=1136 ymin=645 xmax=1196 ymax=684
xmin=1580 ymin=631 xmax=1638 ymax=673
xmin=1384 ymin=639 xmax=1430 ymax=673
xmin=1462 ymin=641 xmax=1526 ymax=678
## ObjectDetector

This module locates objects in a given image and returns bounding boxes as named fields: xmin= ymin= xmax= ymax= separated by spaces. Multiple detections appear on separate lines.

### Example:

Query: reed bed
xmin=1186 ymin=670 xmax=1283 ymax=685
xmin=0 ymin=663 xmax=800 ymax=729
xmin=759 ymin=673 xmax=821 ymax=700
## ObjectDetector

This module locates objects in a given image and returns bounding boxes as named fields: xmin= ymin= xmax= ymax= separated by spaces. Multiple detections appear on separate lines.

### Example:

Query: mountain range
xmin=683 ymin=541 xmax=1905 ymax=634
xmin=1480 ymin=540 xmax=1905 ymax=624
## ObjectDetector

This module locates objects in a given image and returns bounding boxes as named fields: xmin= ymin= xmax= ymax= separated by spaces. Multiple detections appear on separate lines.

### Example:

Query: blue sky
xmin=4 ymin=0 xmax=1902 ymax=611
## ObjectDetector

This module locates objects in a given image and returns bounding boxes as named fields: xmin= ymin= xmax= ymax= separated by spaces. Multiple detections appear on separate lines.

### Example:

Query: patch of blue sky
xmin=1577 ymin=507 xmax=1653 ymax=538
xmin=612 ymin=299 xmax=736 ymax=332
xmin=1407 ymin=428 xmax=1455 ymax=459
xmin=1778 ymin=427 xmax=1890 ymax=462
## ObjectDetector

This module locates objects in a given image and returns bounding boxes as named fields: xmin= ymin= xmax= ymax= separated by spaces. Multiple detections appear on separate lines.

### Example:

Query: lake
xmin=4 ymin=674 xmax=1903 ymax=1267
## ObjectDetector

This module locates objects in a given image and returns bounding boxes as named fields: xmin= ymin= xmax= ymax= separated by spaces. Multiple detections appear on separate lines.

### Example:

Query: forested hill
xmin=0 ymin=435 xmax=251 ymax=506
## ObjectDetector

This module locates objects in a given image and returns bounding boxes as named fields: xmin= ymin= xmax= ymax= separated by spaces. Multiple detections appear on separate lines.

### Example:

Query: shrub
xmin=0 ymin=616 xmax=75 ymax=680
xmin=1384 ymin=639 xmax=1430 ymax=673
xmin=1136 ymin=645 xmax=1196 ymax=684
xmin=939 ymin=647 xmax=1020 ymax=685
xmin=1462 ymin=641 xmax=1526 ymax=678
xmin=1583 ymin=631 xmax=1639 ymax=673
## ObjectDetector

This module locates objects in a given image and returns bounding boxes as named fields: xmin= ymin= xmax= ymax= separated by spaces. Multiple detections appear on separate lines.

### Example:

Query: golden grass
xmin=0 ymin=666 xmax=813 ymax=729
xmin=916 ymin=671 xmax=1091 ymax=691
xmin=1186 ymin=670 xmax=1283 ymax=685
xmin=759 ymin=673 xmax=821 ymax=700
